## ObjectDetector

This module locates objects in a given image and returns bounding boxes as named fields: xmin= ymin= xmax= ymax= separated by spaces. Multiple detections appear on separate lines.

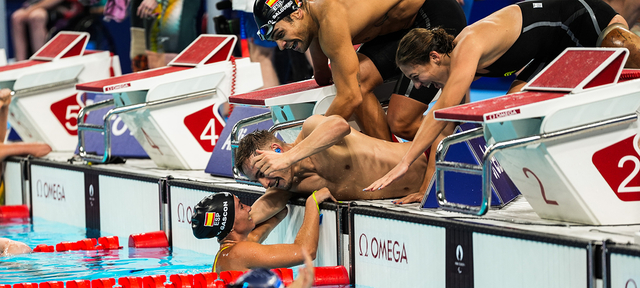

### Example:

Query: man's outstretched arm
xmin=251 ymin=115 xmax=351 ymax=176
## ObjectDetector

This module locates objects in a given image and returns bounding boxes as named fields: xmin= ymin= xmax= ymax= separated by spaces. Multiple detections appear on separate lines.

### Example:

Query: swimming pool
xmin=0 ymin=218 xmax=212 ymax=285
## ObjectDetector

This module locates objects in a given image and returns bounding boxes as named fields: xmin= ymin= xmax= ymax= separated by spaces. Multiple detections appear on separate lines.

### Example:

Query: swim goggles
xmin=257 ymin=24 xmax=274 ymax=41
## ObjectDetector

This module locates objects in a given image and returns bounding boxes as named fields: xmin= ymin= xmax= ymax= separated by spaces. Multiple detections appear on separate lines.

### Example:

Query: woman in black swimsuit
xmin=365 ymin=0 xmax=633 ymax=199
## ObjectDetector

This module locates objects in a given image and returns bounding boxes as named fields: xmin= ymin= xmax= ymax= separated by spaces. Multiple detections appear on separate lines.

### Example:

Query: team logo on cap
xmin=204 ymin=212 xmax=218 ymax=227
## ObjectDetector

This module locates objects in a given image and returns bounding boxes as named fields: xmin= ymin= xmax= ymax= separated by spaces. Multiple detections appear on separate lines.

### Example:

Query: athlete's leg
xmin=11 ymin=9 xmax=30 ymax=61
xmin=386 ymin=95 xmax=429 ymax=141
xmin=26 ymin=8 xmax=49 ymax=55
xmin=355 ymin=54 xmax=391 ymax=141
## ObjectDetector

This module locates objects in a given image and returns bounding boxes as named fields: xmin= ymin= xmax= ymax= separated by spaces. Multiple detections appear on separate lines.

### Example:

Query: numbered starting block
xmin=75 ymin=35 xmax=262 ymax=169
xmin=0 ymin=31 xmax=121 ymax=151
xmin=433 ymin=48 xmax=640 ymax=225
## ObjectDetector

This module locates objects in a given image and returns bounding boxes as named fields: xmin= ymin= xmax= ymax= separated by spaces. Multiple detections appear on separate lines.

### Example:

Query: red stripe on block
xmin=228 ymin=79 xmax=320 ymax=106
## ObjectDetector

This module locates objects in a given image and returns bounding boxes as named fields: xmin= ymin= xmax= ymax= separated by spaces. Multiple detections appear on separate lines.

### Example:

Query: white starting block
xmin=433 ymin=48 xmax=640 ymax=225
xmin=0 ymin=31 xmax=121 ymax=151
xmin=75 ymin=35 xmax=262 ymax=169
xmin=228 ymin=79 xmax=398 ymax=182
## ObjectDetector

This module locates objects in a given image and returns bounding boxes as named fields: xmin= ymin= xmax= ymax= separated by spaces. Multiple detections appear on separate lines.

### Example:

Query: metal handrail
xmin=77 ymin=88 xmax=217 ymax=163
xmin=435 ymin=113 xmax=638 ymax=216
xmin=12 ymin=79 xmax=77 ymax=98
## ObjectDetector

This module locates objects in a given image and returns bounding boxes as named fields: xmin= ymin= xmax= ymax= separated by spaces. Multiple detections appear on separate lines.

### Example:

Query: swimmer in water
xmin=191 ymin=191 xmax=335 ymax=272
xmin=0 ymin=238 xmax=31 ymax=257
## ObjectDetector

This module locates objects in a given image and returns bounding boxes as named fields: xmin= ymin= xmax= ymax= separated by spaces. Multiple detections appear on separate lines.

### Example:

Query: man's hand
xmin=392 ymin=192 xmax=424 ymax=205
xmin=363 ymin=162 xmax=409 ymax=191
xmin=251 ymin=149 xmax=293 ymax=177
xmin=313 ymin=187 xmax=338 ymax=204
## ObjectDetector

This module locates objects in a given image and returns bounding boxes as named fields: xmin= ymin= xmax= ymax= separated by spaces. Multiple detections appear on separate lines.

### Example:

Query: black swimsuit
xmin=357 ymin=0 xmax=467 ymax=104
xmin=477 ymin=0 xmax=617 ymax=81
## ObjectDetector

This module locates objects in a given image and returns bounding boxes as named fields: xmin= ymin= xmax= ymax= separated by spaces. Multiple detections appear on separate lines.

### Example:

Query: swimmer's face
xmin=233 ymin=196 xmax=255 ymax=233
xmin=242 ymin=154 xmax=293 ymax=191
xmin=399 ymin=52 xmax=449 ymax=90
xmin=271 ymin=11 xmax=312 ymax=53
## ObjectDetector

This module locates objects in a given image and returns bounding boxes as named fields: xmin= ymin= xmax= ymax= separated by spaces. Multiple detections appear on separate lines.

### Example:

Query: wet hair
xmin=234 ymin=130 xmax=285 ymax=176
xmin=396 ymin=27 xmax=455 ymax=67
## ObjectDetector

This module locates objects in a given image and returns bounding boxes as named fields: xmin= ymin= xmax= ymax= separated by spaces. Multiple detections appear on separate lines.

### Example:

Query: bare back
xmin=453 ymin=5 xmax=523 ymax=74
xmin=291 ymin=129 xmax=428 ymax=200
xmin=310 ymin=0 xmax=426 ymax=44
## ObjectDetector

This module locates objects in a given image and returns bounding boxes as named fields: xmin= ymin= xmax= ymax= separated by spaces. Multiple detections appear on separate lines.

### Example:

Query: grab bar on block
xmin=435 ymin=113 xmax=638 ymax=216
xmin=77 ymin=88 xmax=217 ymax=163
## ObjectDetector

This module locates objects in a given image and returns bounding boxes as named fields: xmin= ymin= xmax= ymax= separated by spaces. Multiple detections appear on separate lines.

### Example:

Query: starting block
xmin=0 ymin=31 xmax=121 ymax=151
xmin=205 ymin=105 xmax=273 ymax=177
xmin=228 ymin=79 xmax=397 ymax=183
xmin=421 ymin=123 xmax=521 ymax=209
xmin=75 ymin=35 xmax=262 ymax=169
xmin=434 ymin=48 xmax=640 ymax=225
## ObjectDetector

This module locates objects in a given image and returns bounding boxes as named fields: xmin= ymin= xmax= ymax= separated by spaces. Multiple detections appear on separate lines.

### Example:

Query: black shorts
xmin=357 ymin=0 xmax=466 ymax=105
xmin=478 ymin=0 xmax=618 ymax=81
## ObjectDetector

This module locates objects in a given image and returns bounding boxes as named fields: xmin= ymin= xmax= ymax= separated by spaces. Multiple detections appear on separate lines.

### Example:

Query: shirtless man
xmin=235 ymin=114 xmax=429 ymax=223
xmin=191 ymin=190 xmax=334 ymax=272
xmin=253 ymin=0 xmax=466 ymax=141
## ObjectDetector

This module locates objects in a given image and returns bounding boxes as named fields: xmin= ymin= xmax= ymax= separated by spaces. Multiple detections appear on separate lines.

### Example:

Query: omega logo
xmin=454 ymin=244 xmax=466 ymax=273
xmin=89 ymin=185 xmax=94 ymax=197
xmin=358 ymin=233 xmax=408 ymax=264
xmin=176 ymin=203 xmax=193 ymax=224
xmin=35 ymin=180 xmax=66 ymax=201
xmin=456 ymin=245 xmax=463 ymax=261
xmin=627 ymin=279 xmax=637 ymax=288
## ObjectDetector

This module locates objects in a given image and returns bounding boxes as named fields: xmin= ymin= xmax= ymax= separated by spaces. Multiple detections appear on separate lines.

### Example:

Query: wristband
xmin=312 ymin=190 xmax=320 ymax=213
xmin=312 ymin=190 xmax=323 ymax=225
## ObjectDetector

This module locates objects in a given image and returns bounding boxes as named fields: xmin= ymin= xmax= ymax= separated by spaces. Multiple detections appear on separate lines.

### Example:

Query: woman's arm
xmin=365 ymin=38 xmax=483 ymax=191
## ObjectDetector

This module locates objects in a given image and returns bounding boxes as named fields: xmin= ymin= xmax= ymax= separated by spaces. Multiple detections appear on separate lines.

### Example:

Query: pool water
xmin=0 ymin=218 xmax=212 ymax=284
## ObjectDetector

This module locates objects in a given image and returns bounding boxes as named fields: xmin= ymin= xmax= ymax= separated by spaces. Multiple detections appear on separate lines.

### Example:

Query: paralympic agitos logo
xmin=35 ymin=180 xmax=66 ymax=201
xmin=358 ymin=233 xmax=408 ymax=264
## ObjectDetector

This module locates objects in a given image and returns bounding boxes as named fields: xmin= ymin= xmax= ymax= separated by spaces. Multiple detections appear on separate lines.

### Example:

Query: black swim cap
xmin=228 ymin=268 xmax=284 ymax=288
xmin=191 ymin=192 xmax=235 ymax=240
xmin=253 ymin=0 xmax=301 ymax=41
